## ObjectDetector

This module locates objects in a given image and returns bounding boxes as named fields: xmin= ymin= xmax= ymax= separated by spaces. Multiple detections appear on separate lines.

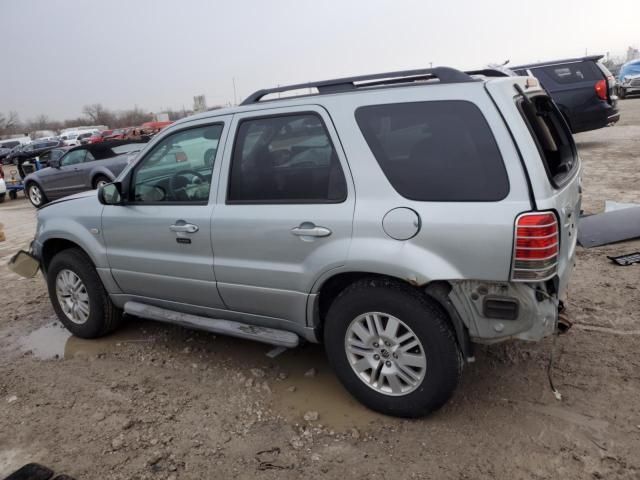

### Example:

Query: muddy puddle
xmin=202 ymin=335 xmax=387 ymax=430
xmin=18 ymin=319 xmax=386 ymax=430
xmin=18 ymin=320 xmax=158 ymax=360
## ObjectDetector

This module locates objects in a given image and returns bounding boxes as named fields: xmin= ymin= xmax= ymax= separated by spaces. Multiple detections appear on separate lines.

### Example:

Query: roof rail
xmin=240 ymin=67 xmax=474 ymax=105
xmin=465 ymin=68 xmax=512 ymax=78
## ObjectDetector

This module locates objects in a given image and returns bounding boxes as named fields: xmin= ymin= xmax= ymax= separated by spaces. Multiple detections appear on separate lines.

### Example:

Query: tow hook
xmin=557 ymin=310 xmax=572 ymax=334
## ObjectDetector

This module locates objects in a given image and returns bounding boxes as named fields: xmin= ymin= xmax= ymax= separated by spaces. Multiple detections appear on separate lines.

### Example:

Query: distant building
xmin=193 ymin=95 xmax=207 ymax=113
xmin=154 ymin=112 xmax=170 ymax=122
xmin=626 ymin=46 xmax=640 ymax=62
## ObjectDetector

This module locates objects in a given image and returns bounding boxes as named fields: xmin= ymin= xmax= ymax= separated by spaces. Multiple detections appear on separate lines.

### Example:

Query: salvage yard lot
xmin=1 ymin=100 xmax=640 ymax=479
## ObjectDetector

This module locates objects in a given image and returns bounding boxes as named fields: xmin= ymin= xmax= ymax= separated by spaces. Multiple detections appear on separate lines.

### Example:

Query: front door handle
xmin=291 ymin=224 xmax=332 ymax=238
xmin=170 ymin=222 xmax=199 ymax=233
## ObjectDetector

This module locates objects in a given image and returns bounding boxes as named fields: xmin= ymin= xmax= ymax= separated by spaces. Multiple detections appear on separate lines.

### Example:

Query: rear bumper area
xmin=571 ymin=102 xmax=619 ymax=133
xmin=448 ymin=280 xmax=559 ymax=343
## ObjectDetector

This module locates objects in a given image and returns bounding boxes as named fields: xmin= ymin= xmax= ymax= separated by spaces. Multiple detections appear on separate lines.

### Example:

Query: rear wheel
xmin=324 ymin=278 xmax=462 ymax=418
xmin=0 ymin=192 xmax=5 ymax=203
xmin=93 ymin=175 xmax=110 ymax=189
xmin=27 ymin=183 xmax=47 ymax=207
xmin=9 ymin=190 xmax=17 ymax=200
xmin=47 ymin=248 xmax=123 ymax=338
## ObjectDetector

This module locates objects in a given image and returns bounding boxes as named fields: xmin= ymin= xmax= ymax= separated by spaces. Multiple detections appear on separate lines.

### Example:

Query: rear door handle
xmin=291 ymin=224 xmax=332 ymax=237
xmin=170 ymin=223 xmax=199 ymax=233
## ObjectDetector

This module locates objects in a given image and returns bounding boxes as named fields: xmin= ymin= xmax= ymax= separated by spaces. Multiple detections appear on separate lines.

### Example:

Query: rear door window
xmin=518 ymin=94 xmax=578 ymax=187
xmin=355 ymin=101 xmax=509 ymax=201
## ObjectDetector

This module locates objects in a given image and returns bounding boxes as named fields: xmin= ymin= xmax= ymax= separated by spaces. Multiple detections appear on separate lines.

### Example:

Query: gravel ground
xmin=1 ymin=99 xmax=640 ymax=480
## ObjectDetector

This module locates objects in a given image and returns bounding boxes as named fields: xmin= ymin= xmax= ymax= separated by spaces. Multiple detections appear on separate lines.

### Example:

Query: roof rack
xmin=240 ymin=67 xmax=475 ymax=105
xmin=465 ymin=68 xmax=511 ymax=78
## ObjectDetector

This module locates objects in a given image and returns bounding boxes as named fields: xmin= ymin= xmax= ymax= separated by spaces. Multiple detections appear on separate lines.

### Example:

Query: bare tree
xmin=31 ymin=114 xmax=51 ymax=131
xmin=0 ymin=111 xmax=21 ymax=135
xmin=82 ymin=104 xmax=114 ymax=126
xmin=114 ymin=107 xmax=153 ymax=128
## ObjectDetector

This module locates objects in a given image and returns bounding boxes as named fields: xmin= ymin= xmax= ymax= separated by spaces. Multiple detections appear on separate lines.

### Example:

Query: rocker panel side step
xmin=124 ymin=301 xmax=300 ymax=348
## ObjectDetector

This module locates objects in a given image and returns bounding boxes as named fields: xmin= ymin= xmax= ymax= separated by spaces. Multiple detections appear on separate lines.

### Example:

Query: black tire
xmin=324 ymin=278 xmax=462 ymax=418
xmin=618 ymin=87 xmax=626 ymax=99
xmin=26 ymin=182 xmax=47 ymax=207
xmin=9 ymin=189 xmax=17 ymax=200
xmin=92 ymin=175 xmax=110 ymax=189
xmin=47 ymin=248 xmax=123 ymax=338
xmin=0 ymin=192 xmax=5 ymax=203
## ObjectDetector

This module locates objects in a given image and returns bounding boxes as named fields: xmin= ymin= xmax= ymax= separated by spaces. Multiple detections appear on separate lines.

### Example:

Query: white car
xmin=0 ymin=177 xmax=6 ymax=203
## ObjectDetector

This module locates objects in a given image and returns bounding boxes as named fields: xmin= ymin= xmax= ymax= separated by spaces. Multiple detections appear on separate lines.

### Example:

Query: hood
xmin=621 ymin=72 xmax=640 ymax=83
xmin=39 ymin=189 xmax=97 ymax=209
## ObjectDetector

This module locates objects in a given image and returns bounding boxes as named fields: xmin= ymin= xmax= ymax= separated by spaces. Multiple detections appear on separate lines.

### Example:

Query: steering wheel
xmin=168 ymin=169 xmax=207 ymax=201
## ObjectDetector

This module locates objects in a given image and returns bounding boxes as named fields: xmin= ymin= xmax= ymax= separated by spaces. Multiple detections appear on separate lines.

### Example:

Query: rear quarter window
xmin=355 ymin=100 xmax=509 ymax=202
xmin=518 ymin=94 xmax=578 ymax=187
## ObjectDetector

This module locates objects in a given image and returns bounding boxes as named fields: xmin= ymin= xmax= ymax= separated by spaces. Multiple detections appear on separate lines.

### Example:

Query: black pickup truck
xmin=512 ymin=55 xmax=619 ymax=133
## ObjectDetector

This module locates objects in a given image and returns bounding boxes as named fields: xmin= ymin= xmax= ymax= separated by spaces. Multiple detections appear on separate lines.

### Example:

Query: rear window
xmin=355 ymin=101 xmax=509 ymax=202
xmin=541 ymin=61 xmax=602 ymax=84
xmin=518 ymin=94 xmax=577 ymax=187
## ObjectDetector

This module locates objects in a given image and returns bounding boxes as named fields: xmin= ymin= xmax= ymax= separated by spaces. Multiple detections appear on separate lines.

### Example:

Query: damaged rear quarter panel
xmin=449 ymin=280 xmax=558 ymax=342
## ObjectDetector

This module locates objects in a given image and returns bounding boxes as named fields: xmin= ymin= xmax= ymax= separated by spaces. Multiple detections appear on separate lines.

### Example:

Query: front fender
xmin=36 ymin=198 xmax=107 ymax=269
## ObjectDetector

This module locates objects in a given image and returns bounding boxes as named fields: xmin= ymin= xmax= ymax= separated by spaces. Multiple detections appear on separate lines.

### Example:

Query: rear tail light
xmin=595 ymin=79 xmax=607 ymax=100
xmin=511 ymin=211 xmax=559 ymax=281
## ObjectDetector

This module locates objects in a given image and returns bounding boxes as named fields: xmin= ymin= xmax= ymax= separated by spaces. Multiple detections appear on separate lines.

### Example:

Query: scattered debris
xmin=304 ymin=368 xmax=317 ymax=377
xmin=303 ymin=411 xmax=319 ymax=422
xmin=604 ymin=200 xmax=640 ymax=212
xmin=266 ymin=346 xmax=287 ymax=358
xmin=250 ymin=368 xmax=265 ymax=378
xmin=608 ymin=252 xmax=640 ymax=266
xmin=547 ymin=333 xmax=562 ymax=401
xmin=578 ymin=207 xmax=640 ymax=248
xmin=256 ymin=447 xmax=291 ymax=470
xmin=6 ymin=395 xmax=18 ymax=404
xmin=290 ymin=436 xmax=304 ymax=450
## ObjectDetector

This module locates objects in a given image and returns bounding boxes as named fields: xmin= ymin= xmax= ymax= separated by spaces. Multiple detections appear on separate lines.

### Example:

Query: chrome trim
xmin=510 ymin=211 xmax=560 ymax=282
xmin=515 ymin=242 xmax=559 ymax=251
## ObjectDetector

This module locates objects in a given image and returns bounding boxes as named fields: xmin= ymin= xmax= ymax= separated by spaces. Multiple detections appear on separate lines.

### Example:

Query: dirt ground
xmin=1 ymin=99 xmax=640 ymax=480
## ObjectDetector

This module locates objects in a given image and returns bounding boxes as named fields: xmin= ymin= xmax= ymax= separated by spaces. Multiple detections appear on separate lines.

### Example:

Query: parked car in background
xmin=78 ymin=132 xmax=95 ymax=145
xmin=0 ymin=166 xmax=6 ymax=202
xmin=60 ymin=132 xmax=81 ymax=147
xmin=616 ymin=59 xmax=640 ymax=99
xmin=15 ymin=67 xmax=581 ymax=417
xmin=5 ymin=139 xmax=64 ymax=165
xmin=38 ymin=146 xmax=71 ymax=167
xmin=0 ymin=147 xmax=15 ymax=162
xmin=104 ymin=128 xmax=127 ymax=140
xmin=23 ymin=140 xmax=147 ymax=207
xmin=87 ymin=130 xmax=113 ymax=144
xmin=512 ymin=55 xmax=619 ymax=133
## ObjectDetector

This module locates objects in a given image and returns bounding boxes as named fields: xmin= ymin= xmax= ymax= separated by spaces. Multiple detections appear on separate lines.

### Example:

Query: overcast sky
xmin=1 ymin=0 xmax=638 ymax=120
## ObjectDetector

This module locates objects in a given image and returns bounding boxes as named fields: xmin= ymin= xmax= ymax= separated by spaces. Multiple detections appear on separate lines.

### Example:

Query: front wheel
xmin=324 ymin=279 xmax=462 ymax=418
xmin=93 ymin=175 xmax=110 ymax=189
xmin=618 ymin=87 xmax=626 ymax=99
xmin=47 ymin=248 xmax=123 ymax=338
xmin=26 ymin=183 xmax=47 ymax=207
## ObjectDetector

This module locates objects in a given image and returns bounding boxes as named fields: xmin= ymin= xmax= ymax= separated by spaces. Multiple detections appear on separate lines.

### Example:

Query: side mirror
xmin=49 ymin=158 xmax=61 ymax=168
xmin=98 ymin=182 xmax=123 ymax=205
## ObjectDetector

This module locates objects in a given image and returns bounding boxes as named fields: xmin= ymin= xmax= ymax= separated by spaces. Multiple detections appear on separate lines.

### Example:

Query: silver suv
xmin=12 ymin=67 xmax=581 ymax=417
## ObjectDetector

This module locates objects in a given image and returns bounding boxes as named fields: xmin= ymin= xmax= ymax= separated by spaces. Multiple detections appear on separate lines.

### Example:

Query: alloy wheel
xmin=55 ymin=269 xmax=90 ymax=324
xmin=344 ymin=312 xmax=427 ymax=396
